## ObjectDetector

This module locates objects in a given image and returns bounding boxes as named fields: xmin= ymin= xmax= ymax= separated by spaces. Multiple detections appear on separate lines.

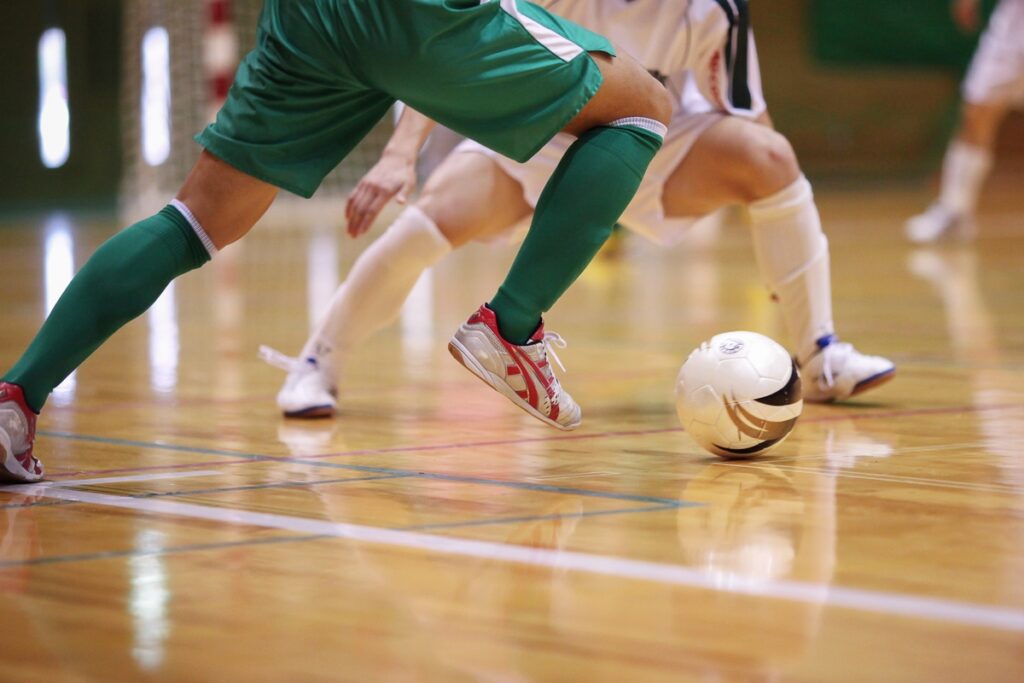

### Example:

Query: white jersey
xmin=541 ymin=0 xmax=766 ymax=119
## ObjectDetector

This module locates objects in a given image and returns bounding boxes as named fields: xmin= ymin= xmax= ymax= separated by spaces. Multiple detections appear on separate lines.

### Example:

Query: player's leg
xmin=907 ymin=0 xmax=1024 ymax=242
xmin=267 ymin=150 xmax=531 ymax=418
xmin=660 ymin=117 xmax=894 ymax=402
xmin=451 ymin=50 xmax=672 ymax=430
xmin=486 ymin=50 xmax=672 ymax=342
xmin=0 ymin=153 xmax=276 ymax=482
xmin=2 ymin=0 xmax=397 ymax=479
xmin=906 ymin=101 xmax=1006 ymax=243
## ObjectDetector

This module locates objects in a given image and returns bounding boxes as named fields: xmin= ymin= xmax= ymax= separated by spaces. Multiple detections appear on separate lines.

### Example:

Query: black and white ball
xmin=675 ymin=331 xmax=803 ymax=458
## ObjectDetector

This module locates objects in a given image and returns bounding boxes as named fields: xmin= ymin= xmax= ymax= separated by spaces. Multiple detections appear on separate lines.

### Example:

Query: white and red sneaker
xmin=0 ymin=383 xmax=44 ymax=483
xmin=449 ymin=305 xmax=582 ymax=431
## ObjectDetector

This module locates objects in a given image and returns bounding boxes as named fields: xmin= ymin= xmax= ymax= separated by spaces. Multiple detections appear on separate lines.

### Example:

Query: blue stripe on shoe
xmin=852 ymin=367 xmax=896 ymax=393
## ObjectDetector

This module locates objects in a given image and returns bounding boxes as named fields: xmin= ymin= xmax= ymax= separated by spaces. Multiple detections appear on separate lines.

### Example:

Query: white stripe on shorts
xmin=498 ymin=0 xmax=584 ymax=62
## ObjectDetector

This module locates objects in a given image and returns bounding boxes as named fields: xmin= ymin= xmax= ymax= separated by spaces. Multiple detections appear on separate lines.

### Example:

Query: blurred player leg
xmin=265 ymin=151 xmax=531 ymax=418
xmin=662 ymin=117 xmax=894 ymax=402
xmin=907 ymin=0 xmax=1024 ymax=243
xmin=906 ymin=103 xmax=1002 ymax=243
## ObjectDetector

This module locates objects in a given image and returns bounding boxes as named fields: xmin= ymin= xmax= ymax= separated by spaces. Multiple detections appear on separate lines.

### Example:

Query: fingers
xmin=345 ymin=177 xmax=417 ymax=235
xmin=346 ymin=184 xmax=395 ymax=237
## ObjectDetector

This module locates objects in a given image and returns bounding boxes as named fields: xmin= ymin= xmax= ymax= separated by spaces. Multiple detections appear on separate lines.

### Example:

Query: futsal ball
xmin=675 ymin=331 xmax=803 ymax=458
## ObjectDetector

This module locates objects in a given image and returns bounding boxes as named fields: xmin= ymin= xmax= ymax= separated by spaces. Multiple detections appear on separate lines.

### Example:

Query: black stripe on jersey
xmin=731 ymin=0 xmax=753 ymax=109
xmin=712 ymin=0 xmax=736 ymax=76
xmin=712 ymin=0 xmax=753 ymax=111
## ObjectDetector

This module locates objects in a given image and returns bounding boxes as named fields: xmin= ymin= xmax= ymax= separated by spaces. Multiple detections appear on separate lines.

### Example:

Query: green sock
xmin=489 ymin=123 xmax=664 ymax=343
xmin=3 ymin=206 xmax=212 ymax=412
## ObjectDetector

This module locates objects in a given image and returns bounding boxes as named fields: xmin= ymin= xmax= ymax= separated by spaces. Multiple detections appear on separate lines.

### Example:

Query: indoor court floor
xmin=1 ymin=181 xmax=1023 ymax=681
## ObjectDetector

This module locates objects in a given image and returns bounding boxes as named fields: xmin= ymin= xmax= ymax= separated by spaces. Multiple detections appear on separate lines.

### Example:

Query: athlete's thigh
xmin=563 ymin=50 xmax=672 ymax=136
xmin=662 ymin=116 xmax=775 ymax=217
xmin=362 ymin=0 xmax=614 ymax=162
xmin=417 ymin=151 xmax=531 ymax=248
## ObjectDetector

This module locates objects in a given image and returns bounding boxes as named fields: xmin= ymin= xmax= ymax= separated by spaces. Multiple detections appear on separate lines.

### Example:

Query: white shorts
xmin=455 ymin=110 xmax=727 ymax=246
xmin=963 ymin=0 xmax=1024 ymax=106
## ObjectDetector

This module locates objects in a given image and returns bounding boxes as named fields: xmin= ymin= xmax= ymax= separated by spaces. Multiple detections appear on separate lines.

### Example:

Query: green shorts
xmin=195 ymin=0 xmax=614 ymax=198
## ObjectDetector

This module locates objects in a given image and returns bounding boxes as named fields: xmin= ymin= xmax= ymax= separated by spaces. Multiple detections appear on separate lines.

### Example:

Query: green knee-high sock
xmin=3 ymin=206 xmax=211 ymax=412
xmin=489 ymin=123 xmax=664 ymax=343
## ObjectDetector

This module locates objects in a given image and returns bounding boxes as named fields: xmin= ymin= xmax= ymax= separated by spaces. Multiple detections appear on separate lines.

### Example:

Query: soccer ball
xmin=675 ymin=331 xmax=803 ymax=458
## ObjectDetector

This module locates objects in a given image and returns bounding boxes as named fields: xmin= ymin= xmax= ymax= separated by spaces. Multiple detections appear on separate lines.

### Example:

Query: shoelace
xmin=817 ymin=341 xmax=851 ymax=389
xmin=541 ymin=331 xmax=568 ymax=374
xmin=258 ymin=345 xmax=302 ymax=373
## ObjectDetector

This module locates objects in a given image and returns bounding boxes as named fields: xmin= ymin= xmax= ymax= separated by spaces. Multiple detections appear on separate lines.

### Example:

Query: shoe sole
xmin=282 ymin=405 xmax=336 ymax=420
xmin=807 ymin=367 xmax=896 ymax=404
xmin=0 ymin=433 xmax=43 ymax=484
xmin=448 ymin=338 xmax=579 ymax=431
xmin=849 ymin=367 xmax=896 ymax=398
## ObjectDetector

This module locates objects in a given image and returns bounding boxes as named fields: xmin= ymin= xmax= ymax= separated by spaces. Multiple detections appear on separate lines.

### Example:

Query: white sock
xmin=938 ymin=140 xmax=992 ymax=215
xmin=747 ymin=175 xmax=835 ymax=363
xmin=299 ymin=206 xmax=451 ymax=377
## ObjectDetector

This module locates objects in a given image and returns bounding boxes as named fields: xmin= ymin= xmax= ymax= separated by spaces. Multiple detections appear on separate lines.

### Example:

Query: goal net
xmin=118 ymin=0 xmax=394 ymax=224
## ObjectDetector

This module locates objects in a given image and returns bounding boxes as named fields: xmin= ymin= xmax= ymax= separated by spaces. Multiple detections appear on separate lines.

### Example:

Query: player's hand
xmin=345 ymin=152 xmax=417 ymax=237
xmin=952 ymin=0 xmax=981 ymax=33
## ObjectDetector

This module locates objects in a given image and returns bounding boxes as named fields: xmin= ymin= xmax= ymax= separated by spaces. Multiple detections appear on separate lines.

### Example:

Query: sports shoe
xmin=798 ymin=336 xmax=895 ymax=403
xmin=448 ymin=304 xmax=581 ymax=431
xmin=0 ymin=383 xmax=44 ymax=483
xmin=905 ymin=203 xmax=976 ymax=244
xmin=259 ymin=346 xmax=338 ymax=419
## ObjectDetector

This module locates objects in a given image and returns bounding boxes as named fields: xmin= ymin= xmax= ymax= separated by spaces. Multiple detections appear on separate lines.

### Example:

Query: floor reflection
xmin=909 ymin=247 xmax=1024 ymax=484
xmin=43 ymin=214 xmax=76 ymax=406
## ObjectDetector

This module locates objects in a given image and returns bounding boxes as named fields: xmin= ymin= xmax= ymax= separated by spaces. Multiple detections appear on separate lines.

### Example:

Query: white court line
xmin=0 ymin=470 xmax=222 ymax=493
xmin=743 ymin=462 xmax=1022 ymax=496
xmin=23 ymin=485 xmax=1024 ymax=634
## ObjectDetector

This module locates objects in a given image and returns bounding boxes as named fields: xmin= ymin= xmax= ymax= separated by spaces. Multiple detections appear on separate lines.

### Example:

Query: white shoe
xmin=259 ymin=346 xmax=338 ymax=419
xmin=905 ymin=203 xmax=976 ymax=244
xmin=798 ymin=337 xmax=895 ymax=403
xmin=449 ymin=304 xmax=582 ymax=431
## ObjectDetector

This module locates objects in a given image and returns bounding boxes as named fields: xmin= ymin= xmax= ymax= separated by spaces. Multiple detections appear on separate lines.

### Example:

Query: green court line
xmin=37 ymin=430 xmax=690 ymax=507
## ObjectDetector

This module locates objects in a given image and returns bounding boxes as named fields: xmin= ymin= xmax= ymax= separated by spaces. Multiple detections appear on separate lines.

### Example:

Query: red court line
xmin=41 ymin=401 xmax=1022 ymax=480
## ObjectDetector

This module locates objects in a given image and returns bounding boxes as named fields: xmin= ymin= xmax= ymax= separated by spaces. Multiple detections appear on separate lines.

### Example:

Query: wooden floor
xmin=1 ymin=181 xmax=1023 ymax=682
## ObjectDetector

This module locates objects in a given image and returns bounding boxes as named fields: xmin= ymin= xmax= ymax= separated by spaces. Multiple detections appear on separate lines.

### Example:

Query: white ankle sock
xmin=747 ymin=175 xmax=835 ymax=363
xmin=300 ymin=206 xmax=452 ymax=376
xmin=938 ymin=140 xmax=992 ymax=215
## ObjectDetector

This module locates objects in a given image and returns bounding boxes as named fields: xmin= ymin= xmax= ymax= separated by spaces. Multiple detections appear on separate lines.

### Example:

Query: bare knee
xmin=957 ymin=101 xmax=1006 ymax=149
xmin=739 ymin=129 xmax=801 ymax=202
xmin=639 ymin=78 xmax=673 ymax=127
xmin=414 ymin=194 xmax=464 ymax=247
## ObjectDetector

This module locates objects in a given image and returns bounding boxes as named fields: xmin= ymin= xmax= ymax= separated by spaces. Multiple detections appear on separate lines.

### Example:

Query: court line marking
xmin=743 ymin=461 xmax=1024 ymax=497
xmin=38 ymin=400 xmax=1023 ymax=474
xmin=33 ymin=427 xmax=1021 ymax=499
xmin=1 ymin=471 xmax=692 ymax=528
xmin=0 ymin=470 xmax=223 ymax=491
xmin=15 ymin=485 xmax=1024 ymax=633
xmin=130 ymin=473 xmax=414 ymax=499
xmin=403 ymin=504 xmax=678 ymax=532
xmin=35 ymin=431 xmax=687 ymax=506
xmin=0 ymin=533 xmax=329 ymax=570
